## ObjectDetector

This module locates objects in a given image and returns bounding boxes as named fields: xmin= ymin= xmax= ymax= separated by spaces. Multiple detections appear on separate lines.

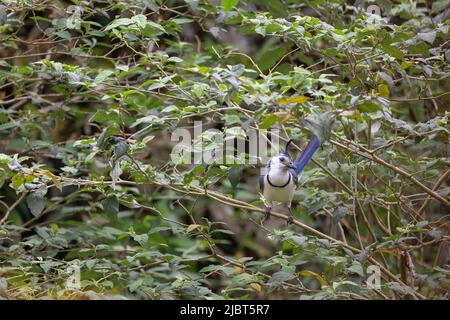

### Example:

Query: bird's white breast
xmin=263 ymin=171 xmax=296 ymax=203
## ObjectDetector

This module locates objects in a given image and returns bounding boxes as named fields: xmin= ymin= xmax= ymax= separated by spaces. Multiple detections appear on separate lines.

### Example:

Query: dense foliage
xmin=0 ymin=0 xmax=449 ymax=300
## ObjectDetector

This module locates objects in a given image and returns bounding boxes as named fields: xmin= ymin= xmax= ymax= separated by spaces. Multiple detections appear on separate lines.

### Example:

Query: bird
xmin=259 ymin=135 xmax=320 ymax=224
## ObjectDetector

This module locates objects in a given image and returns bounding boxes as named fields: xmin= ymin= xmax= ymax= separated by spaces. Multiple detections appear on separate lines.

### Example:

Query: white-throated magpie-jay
xmin=259 ymin=135 xmax=320 ymax=224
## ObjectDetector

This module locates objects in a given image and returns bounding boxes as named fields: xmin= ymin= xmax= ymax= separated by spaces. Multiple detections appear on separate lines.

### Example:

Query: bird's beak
xmin=286 ymin=163 xmax=296 ymax=170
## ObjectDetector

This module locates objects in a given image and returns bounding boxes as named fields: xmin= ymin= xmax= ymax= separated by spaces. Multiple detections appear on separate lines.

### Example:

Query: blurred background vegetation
xmin=0 ymin=0 xmax=449 ymax=300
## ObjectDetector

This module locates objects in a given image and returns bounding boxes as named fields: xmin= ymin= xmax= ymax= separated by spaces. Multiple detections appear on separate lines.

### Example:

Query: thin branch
xmin=417 ymin=169 xmax=450 ymax=216
xmin=0 ymin=193 xmax=27 ymax=226
xmin=330 ymin=139 xmax=450 ymax=209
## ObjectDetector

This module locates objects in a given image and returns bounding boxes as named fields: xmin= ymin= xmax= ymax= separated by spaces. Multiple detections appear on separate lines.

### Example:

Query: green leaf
xmin=400 ymin=61 xmax=413 ymax=70
xmin=170 ymin=18 xmax=193 ymax=25
xmin=347 ymin=261 xmax=364 ymax=277
xmin=268 ymin=271 xmax=295 ymax=286
xmin=102 ymin=195 xmax=119 ymax=218
xmin=128 ymin=279 xmax=144 ymax=292
xmin=200 ymin=265 xmax=237 ymax=276
xmin=11 ymin=174 xmax=24 ymax=190
xmin=105 ymin=18 xmax=133 ymax=31
xmin=26 ymin=187 xmax=48 ymax=217
xmin=298 ymin=270 xmax=327 ymax=287
xmin=42 ymin=170 xmax=62 ymax=191
xmin=0 ymin=165 xmax=11 ymax=189
xmin=432 ymin=0 xmax=450 ymax=14
xmin=0 ymin=122 xmax=17 ymax=132
xmin=378 ymin=84 xmax=389 ymax=98
xmin=146 ymin=20 xmax=166 ymax=33
xmin=227 ymin=167 xmax=241 ymax=189
xmin=222 ymin=0 xmax=239 ymax=12
xmin=259 ymin=0 xmax=288 ymax=17
xmin=93 ymin=70 xmax=114 ymax=85
xmin=131 ymin=14 xmax=147 ymax=29
xmin=300 ymin=111 xmax=336 ymax=143
xmin=167 ymin=56 xmax=183 ymax=63
xmin=186 ymin=224 xmax=202 ymax=233
xmin=260 ymin=114 xmax=282 ymax=129
xmin=381 ymin=45 xmax=404 ymax=60
xmin=407 ymin=42 xmax=430 ymax=56
xmin=277 ymin=96 xmax=309 ymax=105
xmin=256 ymin=47 xmax=286 ymax=72
xmin=132 ymin=233 xmax=148 ymax=246
xmin=417 ymin=31 xmax=436 ymax=45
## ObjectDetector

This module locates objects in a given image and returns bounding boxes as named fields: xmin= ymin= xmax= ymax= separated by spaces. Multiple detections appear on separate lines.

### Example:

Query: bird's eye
xmin=279 ymin=157 xmax=285 ymax=162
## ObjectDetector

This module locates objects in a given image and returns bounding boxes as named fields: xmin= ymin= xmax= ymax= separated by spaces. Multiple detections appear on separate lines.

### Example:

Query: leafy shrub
xmin=0 ymin=0 xmax=449 ymax=300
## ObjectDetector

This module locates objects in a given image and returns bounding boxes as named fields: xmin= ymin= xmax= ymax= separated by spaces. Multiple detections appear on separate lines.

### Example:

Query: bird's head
xmin=268 ymin=154 xmax=296 ymax=171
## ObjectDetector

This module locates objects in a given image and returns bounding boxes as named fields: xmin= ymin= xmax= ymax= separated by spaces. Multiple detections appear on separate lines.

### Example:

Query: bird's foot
xmin=286 ymin=215 xmax=294 ymax=225
xmin=262 ymin=207 xmax=271 ymax=223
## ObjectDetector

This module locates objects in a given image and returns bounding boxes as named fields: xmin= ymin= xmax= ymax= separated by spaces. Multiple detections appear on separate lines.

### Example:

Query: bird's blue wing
xmin=293 ymin=135 xmax=320 ymax=176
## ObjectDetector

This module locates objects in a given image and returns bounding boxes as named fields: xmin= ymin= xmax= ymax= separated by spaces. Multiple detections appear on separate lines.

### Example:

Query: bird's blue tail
xmin=293 ymin=135 xmax=320 ymax=175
